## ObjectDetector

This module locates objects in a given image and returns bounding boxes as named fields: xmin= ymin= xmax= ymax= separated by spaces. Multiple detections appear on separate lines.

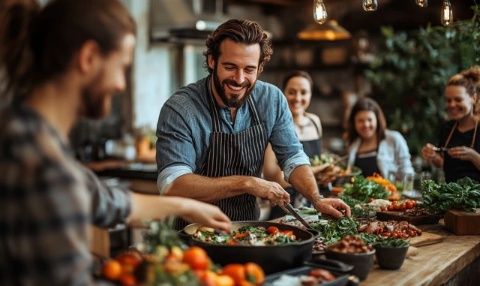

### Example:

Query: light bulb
xmin=313 ymin=0 xmax=328 ymax=24
xmin=362 ymin=0 xmax=378 ymax=12
xmin=415 ymin=0 xmax=428 ymax=8
xmin=441 ymin=0 xmax=453 ymax=26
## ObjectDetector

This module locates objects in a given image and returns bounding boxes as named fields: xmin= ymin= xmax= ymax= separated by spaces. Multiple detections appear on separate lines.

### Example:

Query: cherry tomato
xmin=281 ymin=230 xmax=294 ymax=237
xmin=266 ymin=226 xmax=279 ymax=235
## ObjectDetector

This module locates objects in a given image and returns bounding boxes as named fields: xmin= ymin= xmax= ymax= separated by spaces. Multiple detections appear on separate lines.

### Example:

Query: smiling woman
xmin=422 ymin=66 xmax=480 ymax=183
xmin=344 ymin=97 xmax=414 ymax=178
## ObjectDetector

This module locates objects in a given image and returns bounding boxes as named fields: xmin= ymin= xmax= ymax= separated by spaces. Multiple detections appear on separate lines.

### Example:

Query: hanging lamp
xmin=297 ymin=20 xmax=351 ymax=41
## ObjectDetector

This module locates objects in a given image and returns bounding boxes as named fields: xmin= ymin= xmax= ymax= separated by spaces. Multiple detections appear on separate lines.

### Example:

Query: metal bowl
xmin=179 ymin=221 xmax=317 ymax=274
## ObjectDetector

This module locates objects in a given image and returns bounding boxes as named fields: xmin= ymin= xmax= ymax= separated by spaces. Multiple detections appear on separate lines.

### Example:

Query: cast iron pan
xmin=179 ymin=221 xmax=318 ymax=274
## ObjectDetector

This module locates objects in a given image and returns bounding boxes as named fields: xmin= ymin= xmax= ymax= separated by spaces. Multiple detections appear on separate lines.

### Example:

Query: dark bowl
xmin=373 ymin=245 xmax=409 ymax=270
xmin=179 ymin=221 xmax=317 ymax=274
xmin=265 ymin=266 xmax=350 ymax=286
xmin=324 ymin=249 xmax=375 ymax=281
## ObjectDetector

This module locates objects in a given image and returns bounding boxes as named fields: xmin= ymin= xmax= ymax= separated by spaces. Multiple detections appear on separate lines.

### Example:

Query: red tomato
xmin=405 ymin=201 xmax=413 ymax=209
xmin=281 ymin=230 xmax=294 ymax=237
xmin=119 ymin=273 xmax=136 ymax=286
xmin=266 ymin=226 xmax=279 ymax=235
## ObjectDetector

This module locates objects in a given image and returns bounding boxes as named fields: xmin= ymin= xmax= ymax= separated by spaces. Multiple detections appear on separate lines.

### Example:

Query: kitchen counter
xmin=86 ymin=160 xmax=159 ymax=194
xmin=362 ymin=223 xmax=480 ymax=286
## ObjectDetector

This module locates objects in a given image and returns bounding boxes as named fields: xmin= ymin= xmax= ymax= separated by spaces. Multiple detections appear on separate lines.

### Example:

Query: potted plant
xmin=373 ymin=237 xmax=410 ymax=270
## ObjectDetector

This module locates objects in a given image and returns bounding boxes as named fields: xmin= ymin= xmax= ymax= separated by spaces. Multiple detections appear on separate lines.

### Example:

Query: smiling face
xmin=284 ymin=76 xmax=312 ymax=117
xmin=354 ymin=110 xmax=378 ymax=140
xmin=208 ymin=39 xmax=260 ymax=108
xmin=444 ymin=85 xmax=476 ymax=121
xmin=81 ymin=34 xmax=135 ymax=119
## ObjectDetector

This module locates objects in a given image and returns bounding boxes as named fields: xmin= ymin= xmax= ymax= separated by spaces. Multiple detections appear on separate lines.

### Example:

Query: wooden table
xmin=362 ymin=224 xmax=480 ymax=286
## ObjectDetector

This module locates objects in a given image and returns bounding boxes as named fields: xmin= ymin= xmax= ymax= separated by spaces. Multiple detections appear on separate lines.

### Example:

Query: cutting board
xmin=409 ymin=231 xmax=444 ymax=247
xmin=376 ymin=211 xmax=441 ymax=225
xmin=444 ymin=209 xmax=480 ymax=235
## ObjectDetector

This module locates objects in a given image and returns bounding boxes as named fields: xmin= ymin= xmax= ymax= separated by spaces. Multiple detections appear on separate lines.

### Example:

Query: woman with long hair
xmin=344 ymin=97 xmax=414 ymax=178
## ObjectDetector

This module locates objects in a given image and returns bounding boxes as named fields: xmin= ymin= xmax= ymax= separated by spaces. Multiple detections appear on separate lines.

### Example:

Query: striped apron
xmin=174 ymin=80 xmax=268 ymax=230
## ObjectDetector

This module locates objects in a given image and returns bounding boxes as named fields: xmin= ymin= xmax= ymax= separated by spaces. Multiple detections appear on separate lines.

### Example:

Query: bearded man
xmin=156 ymin=19 xmax=351 ymax=229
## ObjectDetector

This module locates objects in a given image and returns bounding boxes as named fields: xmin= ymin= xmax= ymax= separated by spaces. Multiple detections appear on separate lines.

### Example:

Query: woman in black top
xmin=422 ymin=66 xmax=480 ymax=182
xmin=263 ymin=71 xmax=326 ymax=217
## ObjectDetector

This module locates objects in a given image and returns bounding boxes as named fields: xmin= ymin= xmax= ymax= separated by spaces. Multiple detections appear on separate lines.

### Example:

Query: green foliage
xmin=311 ymin=217 xmax=359 ymax=245
xmin=341 ymin=176 xmax=389 ymax=203
xmin=365 ymin=6 xmax=480 ymax=155
xmin=373 ymin=237 xmax=410 ymax=248
xmin=421 ymin=177 xmax=480 ymax=214
xmin=142 ymin=220 xmax=187 ymax=252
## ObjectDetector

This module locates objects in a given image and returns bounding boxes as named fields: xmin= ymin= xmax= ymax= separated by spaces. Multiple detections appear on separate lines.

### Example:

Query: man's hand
xmin=178 ymin=199 xmax=232 ymax=233
xmin=246 ymin=177 xmax=290 ymax=206
xmin=313 ymin=198 xmax=351 ymax=219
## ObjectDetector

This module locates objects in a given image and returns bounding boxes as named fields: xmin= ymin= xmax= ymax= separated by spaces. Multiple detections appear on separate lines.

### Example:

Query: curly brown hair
xmin=447 ymin=66 xmax=480 ymax=114
xmin=204 ymin=19 xmax=272 ymax=74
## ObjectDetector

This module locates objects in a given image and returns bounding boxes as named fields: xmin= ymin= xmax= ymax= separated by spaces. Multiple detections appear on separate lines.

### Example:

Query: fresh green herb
xmin=312 ymin=217 xmax=359 ymax=245
xmin=421 ymin=177 xmax=480 ymax=214
xmin=143 ymin=220 xmax=186 ymax=252
xmin=341 ymin=176 xmax=389 ymax=203
xmin=373 ymin=237 xmax=410 ymax=248
xmin=359 ymin=233 xmax=379 ymax=245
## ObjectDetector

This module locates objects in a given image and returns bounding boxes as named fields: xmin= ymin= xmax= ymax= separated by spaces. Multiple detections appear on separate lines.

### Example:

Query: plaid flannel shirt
xmin=0 ymin=104 xmax=131 ymax=285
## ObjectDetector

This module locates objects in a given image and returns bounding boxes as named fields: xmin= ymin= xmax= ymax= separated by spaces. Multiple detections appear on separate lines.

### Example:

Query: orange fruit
xmin=221 ymin=264 xmax=245 ymax=285
xmin=199 ymin=270 xmax=218 ymax=286
xmin=183 ymin=246 xmax=210 ymax=271
xmin=102 ymin=259 xmax=122 ymax=280
xmin=215 ymin=274 xmax=235 ymax=286
xmin=245 ymin=263 xmax=265 ymax=285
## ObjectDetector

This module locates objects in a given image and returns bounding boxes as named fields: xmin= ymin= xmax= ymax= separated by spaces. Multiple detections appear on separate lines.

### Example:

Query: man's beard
xmin=81 ymin=88 xmax=105 ymax=119
xmin=81 ymin=71 xmax=108 ymax=119
xmin=212 ymin=66 xmax=255 ymax=108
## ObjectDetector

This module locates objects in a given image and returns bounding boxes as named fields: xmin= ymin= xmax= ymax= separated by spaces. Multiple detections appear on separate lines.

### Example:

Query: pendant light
xmin=415 ymin=0 xmax=428 ymax=8
xmin=362 ymin=0 xmax=378 ymax=12
xmin=298 ymin=20 xmax=351 ymax=41
xmin=441 ymin=0 xmax=453 ymax=26
xmin=313 ymin=0 xmax=328 ymax=24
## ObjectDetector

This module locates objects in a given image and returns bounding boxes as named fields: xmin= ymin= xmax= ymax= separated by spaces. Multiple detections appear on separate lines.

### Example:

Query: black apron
xmin=301 ymin=116 xmax=322 ymax=158
xmin=442 ymin=121 xmax=480 ymax=182
xmin=174 ymin=80 xmax=269 ymax=230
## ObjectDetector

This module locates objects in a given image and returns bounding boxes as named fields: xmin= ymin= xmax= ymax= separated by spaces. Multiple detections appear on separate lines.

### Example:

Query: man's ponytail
xmin=0 ymin=0 xmax=40 ymax=102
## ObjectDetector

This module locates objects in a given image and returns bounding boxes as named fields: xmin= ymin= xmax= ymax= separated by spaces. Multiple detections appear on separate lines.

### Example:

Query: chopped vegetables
xmin=192 ymin=225 xmax=298 ymax=246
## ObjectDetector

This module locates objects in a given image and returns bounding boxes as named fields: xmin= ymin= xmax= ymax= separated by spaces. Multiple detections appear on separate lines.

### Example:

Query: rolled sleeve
xmin=156 ymin=99 xmax=200 ymax=190
xmin=283 ymin=151 xmax=311 ymax=181
xmin=157 ymin=165 xmax=193 ymax=194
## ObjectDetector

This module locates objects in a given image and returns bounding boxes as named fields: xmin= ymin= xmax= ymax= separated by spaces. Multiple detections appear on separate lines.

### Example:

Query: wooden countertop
xmin=362 ymin=223 xmax=480 ymax=286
